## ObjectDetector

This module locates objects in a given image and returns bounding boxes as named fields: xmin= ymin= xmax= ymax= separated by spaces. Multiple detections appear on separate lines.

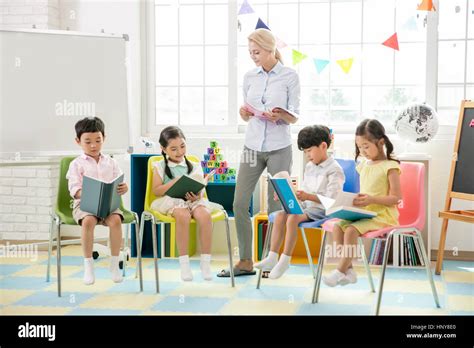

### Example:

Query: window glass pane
xmin=156 ymin=47 xmax=178 ymax=85
xmin=180 ymin=87 xmax=203 ymax=125
xmin=467 ymin=40 xmax=474 ymax=83
xmin=437 ymin=108 xmax=459 ymax=125
xmin=179 ymin=5 xmax=203 ymax=44
xmin=394 ymin=43 xmax=425 ymax=85
xmin=396 ymin=0 xmax=425 ymax=42
xmin=438 ymin=41 xmax=465 ymax=83
xmin=205 ymin=46 xmax=228 ymax=85
xmin=180 ymin=47 xmax=203 ymax=85
xmin=299 ymin=45 xmax=330 ymax=87
xmin=468 ymin=0 xmax=474 ymax=38
xmin=205 ymin=87 xmax=228 ymax=125
xmin=238 ymin=46 xmax=257 ymax=89
xmin=438 ymin=0 xmax=467 ymax=40
xmin=330 ymin=87 xmax=360 ymax=110
xmin=300 ymin=3 xmax=329 ymax=45
xmin=467 ymin=85 xmax=474 ymax=99
xmin=362 ymin=44 xmax=393 ymax=85
xmin=437 ymin=85 xmax=465 ymax=108
xmin=363 ymin=0 xmax=394 ymax=43
xmin=301 ymin=87 xmax=329 ymax=110
xmin=391 ymin=86 xmax=424 ymax=109
xmin=156 ymin=87 xmax=178 ymax=125
xmin=331 ymin=2 xmax=362 ymax=43
xmin=205 ymin=5 xmax=228 ymax=45
xmin=268 ymin=4 xmax=298 ymax=44
xmin=155 ymin=5 xmax=178 ymax=45
xmin=330 ymin=45 xmax=361 ymax=86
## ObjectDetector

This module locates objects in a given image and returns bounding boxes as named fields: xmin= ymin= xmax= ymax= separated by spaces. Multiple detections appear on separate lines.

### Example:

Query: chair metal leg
xmin=256 ymin=221 xmax=273 ymax=290
xmin=300 ymin=228 xmax=315 ymax=279
xmin=414 ymin=229 xmax=440 ymax=308
xmin=375 ymin=233 xmax=393 ymax=315
xmin=56 ymin=222 xmax=62 ymax=297
xmin=123 ymin=223 xmax=129 ymax=277
xmin=46 ymin=214 xmax=56 ymax=282
xmin=312 ymin=229 xmax=327 ymax=303
xmin=223 ymin=212 xmax=235 ymax=288
xmin=150 ymin=215 xmax=160 ymax=293
xmin=358 ymin=237 xmax=375 ymax=293
xmin=135 ymin=212 xmax=147 ymax=280
xmin=133 ymin=213 xmax=143 ymax=292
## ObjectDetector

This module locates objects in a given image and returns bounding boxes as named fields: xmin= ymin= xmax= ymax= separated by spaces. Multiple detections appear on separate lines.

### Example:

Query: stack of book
xmin=200 ymin=141 xmax=236 ymax=183
xmin=368 ymin=235 xmax=425 ymax=267
xmin=256 ymin=220 xmax=269 ymax=260
xmin=368 ymin=239 xmax=386 ymax=265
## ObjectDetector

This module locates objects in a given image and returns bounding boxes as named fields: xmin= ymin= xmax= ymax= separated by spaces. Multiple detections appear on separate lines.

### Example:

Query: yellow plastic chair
xmin=46 ymin=156 xmax=143 ymax=296
xmin=139 ymin=155 xmax=235 ymax=292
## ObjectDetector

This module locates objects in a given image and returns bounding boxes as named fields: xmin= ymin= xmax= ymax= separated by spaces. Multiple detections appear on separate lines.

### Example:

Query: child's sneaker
xmin=322 ymin=269 xmax=346 ymax=287
xmin=342 ymin=268 xmax=357 ymax=285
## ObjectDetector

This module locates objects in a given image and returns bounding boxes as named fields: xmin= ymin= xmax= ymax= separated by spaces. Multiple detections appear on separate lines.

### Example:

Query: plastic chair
xmin=139 ymin=155 xmax=235 ymax=293
xmin=312 ymin=162 xmax=440 ymax=315
xmin=46 ymin=156 xmax=142 ymax=297
xmin=256 ymin=159 xmax=359 ymax=289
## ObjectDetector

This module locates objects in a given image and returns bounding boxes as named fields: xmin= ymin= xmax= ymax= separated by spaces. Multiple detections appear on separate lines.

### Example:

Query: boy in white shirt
xmin=255 ymin=125 xmax=345 ymax=279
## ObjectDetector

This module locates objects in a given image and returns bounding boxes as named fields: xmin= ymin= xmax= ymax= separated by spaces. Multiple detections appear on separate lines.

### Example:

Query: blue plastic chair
xmin=256 ymin=159 xmax=360 ymax=289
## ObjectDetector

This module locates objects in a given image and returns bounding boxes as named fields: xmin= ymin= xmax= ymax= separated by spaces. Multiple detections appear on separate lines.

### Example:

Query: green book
xmin=80 ymin=174 xmax=124 ymax=219
xmin=257 ymin=222 xmax=263 ymax=260
xmin=165 ymin=223 xmax=170 ymax=257
xmin=164 ymin=174 xmax=207 ymax=200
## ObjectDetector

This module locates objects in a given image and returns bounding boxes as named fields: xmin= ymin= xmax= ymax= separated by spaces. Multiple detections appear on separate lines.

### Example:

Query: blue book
xmin=268 ymin=174 xmax=304 ymax=215
xmin=317 ymin=192 xmax=377 ymax=221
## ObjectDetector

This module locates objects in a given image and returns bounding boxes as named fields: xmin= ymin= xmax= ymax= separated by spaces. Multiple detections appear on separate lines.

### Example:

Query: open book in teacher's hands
xmin=243 ymin=103 xmax=298 ymax=125
xmin=317 ymin=191 xmax=377 ymax=221
xmin=164 ymin=170 xmax=216 ymax=200
xmin=80 ymin=173 xmax=124 ymax=219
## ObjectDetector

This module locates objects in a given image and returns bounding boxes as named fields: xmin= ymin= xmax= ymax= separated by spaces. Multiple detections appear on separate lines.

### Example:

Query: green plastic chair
xmin=46 ymin=156 xmax=143 ymax=297
xmin=139 ymin=155 xmax=235 ymax=293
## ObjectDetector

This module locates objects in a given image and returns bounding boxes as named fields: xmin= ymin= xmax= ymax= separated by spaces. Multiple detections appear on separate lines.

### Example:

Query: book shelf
xmin=253 ymin=213 xmax=323 ymax=265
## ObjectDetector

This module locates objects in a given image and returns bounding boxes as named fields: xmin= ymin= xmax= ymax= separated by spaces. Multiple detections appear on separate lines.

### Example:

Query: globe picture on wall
xmin=394 ymin=103 xmax=439 ymax=143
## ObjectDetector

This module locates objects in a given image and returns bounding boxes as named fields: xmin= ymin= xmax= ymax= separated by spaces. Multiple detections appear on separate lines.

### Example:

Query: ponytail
xmin=162 ymin=150 xmax=173 ymax=180
xmin=184 ymin=155 xmax=193 ymax=175
xmin=275 ymin=48 xmax=283 ymax=64
xmin=383 ymin=134 xmax=400 ymax=163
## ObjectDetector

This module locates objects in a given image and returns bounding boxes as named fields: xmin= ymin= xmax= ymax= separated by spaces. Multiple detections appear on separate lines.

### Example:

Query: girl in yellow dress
xmin=323 ymin=119 xmax=402 ymax=287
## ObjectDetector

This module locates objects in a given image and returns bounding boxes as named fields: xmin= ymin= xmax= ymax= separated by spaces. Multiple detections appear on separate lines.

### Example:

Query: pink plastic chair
xmin=312 ymin=162 xmax=440 ymax=315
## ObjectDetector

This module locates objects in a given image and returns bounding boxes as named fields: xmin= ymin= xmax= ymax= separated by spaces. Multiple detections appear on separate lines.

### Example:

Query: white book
xmin=413 ymin=237 xmax=425 ymax=266
xmin=317 ymin=191 xmax=377 ymax=221
xmin=400 ymin=235 xmax=405 ymax=266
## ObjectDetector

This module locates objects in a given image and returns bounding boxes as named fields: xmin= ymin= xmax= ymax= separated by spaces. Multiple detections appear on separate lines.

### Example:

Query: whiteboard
xmin=0 ymin=29 xmax=131 ymax=156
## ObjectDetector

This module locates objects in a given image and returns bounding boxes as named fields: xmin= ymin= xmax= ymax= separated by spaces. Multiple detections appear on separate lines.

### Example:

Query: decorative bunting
xmin=402 ymin=16 xmax=418 ymax=31
xmin=382 ymin=32 xmax=399 ymax=51
xmin=292 ymin=49 xmax=307 ymax=65
xmin=255 ymin=18 xmax=270 ymax=30
xmin=276 ymin=36 xmax=287 ymax=49
xmin=417 ymin=0 xmax=436 ymax=11
xmin=313 ymin=59 xmax=330 ymax=74
xmin=238 ymin=0 xmax=254 ymax=15
xmin=336 ymin=58 xmax=354 ymax=74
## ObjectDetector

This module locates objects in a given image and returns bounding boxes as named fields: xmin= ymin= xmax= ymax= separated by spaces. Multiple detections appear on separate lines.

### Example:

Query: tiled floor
xmin=1 ymin=245 xmax=472 ymax=315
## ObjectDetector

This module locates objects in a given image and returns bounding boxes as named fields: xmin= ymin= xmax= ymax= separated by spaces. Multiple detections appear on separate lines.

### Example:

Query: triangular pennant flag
xmin=403 ymin=16 xmax=418 ymax=31
xmin=238 ymin=0 xmax=254 ymax=15
xmin=292 ymin=49 xmax=307 ymax=65
xmin=313 ymin=59 xmax=329 ymax=74
xmin=276 ymin=36 xmax=287 ymax=49
xmin=255 ymin=18 xmax=270 ymax=30
xmin=336 ymin=58 xmax=354 ymax=74
xmin=382 ymin=32 xmax=399 ymax=51
xmin=417 ymin=0 xmax=436 ymax=11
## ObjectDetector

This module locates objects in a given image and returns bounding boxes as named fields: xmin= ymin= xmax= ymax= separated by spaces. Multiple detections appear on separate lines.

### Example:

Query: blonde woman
xmin=218 ymin=28 xmax=300 ymax=278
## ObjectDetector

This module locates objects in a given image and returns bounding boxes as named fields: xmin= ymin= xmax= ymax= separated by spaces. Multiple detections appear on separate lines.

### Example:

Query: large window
xmin=149 ymin=0 xmax=467 ymax=133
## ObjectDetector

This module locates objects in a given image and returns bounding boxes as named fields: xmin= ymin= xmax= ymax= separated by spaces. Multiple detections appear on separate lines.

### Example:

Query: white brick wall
xmin=0 ymin=0 xmax=59 ymax=29
xmin=0 ymin=165 xmax=58 ymax=241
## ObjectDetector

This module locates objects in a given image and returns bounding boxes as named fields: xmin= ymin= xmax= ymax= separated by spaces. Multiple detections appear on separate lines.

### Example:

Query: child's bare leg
xmin=337 ymin=226 xmax=359 ymax=274
xmin=254 ymin=211 xmax=287 ymax=271
xmin=81 ymin=216 xmax=97 ymax=285
xmin=173 ymin=208 xmax=193 ymax=281
xmin=105 ymin=214 xmax=124 ymax=283
xmin=269 ymin=214 xmax=308 ymax=279
xmin=332 ymin=225 xmax=352 ymax=268
xmin=192 ymin=206 xmax=213 ymax=280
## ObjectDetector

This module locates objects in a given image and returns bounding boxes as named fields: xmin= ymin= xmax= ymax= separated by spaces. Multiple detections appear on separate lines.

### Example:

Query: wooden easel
xmin=435 ymin=100 xmax=474 ymax=275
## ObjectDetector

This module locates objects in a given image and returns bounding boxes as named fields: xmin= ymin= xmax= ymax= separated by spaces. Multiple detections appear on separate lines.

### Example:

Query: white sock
xmin=83 ymin=258 xmax=95 ymax=285
xmin=110 ymin=255 xmax=123 ymax=283
xmin=269 ymin=254 xmax=291 ymax=279
xmin=254 ymin=251 xmax=279 ymax=271
xmin=200 ymin=254 xmax=212 ymax=281
xmin=179 ymin=255 xmax=193 ymax=281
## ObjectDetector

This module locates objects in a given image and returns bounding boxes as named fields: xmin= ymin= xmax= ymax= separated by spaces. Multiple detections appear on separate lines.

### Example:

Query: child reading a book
xmin=254 ymin=125 xmax=345 ymax=279
xmin=323 ymin=119 xmax=402 ymax=287
xmin=66 ymin=117 xmax=128 ymax=285
xmin=150 ymin=126 xmax=213 ymax=281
